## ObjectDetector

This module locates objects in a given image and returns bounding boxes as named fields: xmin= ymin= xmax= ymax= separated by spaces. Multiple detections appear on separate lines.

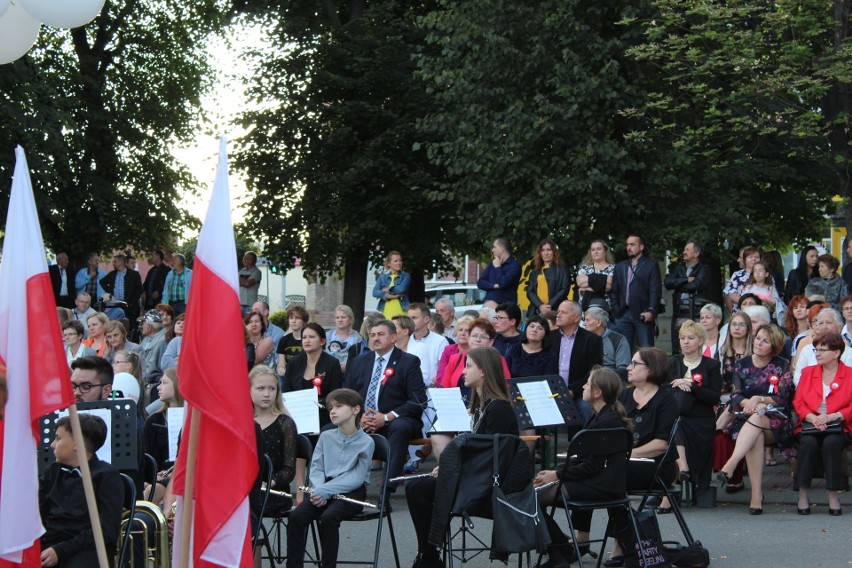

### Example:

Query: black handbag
xmin=800 ymin=420 xmax=844 ymax=435
xmin=615 ymin=508 xmax=671 ymax=568
xmin=664 ymin=540 xmax=710 ymax=568
xmin=489 ymin=437 xmax=551 ymax=556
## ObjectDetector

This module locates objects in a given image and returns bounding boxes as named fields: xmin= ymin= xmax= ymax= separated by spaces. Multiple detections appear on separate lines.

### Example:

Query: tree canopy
xmin=0 ymin=0 xmax=228 ymax=261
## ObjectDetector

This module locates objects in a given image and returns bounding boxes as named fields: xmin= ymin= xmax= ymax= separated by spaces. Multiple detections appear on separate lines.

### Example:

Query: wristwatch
xmin=384 ymin=414 xmax=390 ymax=423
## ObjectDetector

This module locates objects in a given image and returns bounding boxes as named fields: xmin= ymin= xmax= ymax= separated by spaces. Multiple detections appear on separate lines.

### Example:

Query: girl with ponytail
xmin=533 ymin=367 xmax=633 ymax=565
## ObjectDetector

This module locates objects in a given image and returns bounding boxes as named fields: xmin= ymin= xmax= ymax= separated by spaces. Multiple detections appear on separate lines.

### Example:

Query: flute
xmin=389 ymin=473 xmax=436 ymax=483
xmin=534 ymin=480 xmax=559 ymax=492
xmin=298 ymin=486 xmax=377 ymax=509
xmin=261 ymin=483 xmax=293 ymax=498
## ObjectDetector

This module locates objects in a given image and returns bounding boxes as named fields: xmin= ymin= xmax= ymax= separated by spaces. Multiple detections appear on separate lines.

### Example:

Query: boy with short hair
xmin=40 ymin=414 xmax=124 ymax=568
xmin=286 ymin=388 xmax=374 ymax=568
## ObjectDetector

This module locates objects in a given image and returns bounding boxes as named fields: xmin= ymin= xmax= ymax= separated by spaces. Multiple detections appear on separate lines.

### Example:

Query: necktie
xmin=365 ymin=356 xmax=384 ymax=410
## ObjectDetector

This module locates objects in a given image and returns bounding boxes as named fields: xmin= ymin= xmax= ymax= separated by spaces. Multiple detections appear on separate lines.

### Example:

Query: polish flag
xmin=171 ymin=138 xmax=258 ymax=567
xmin=0 ymin=147 xmax=75 ymax=566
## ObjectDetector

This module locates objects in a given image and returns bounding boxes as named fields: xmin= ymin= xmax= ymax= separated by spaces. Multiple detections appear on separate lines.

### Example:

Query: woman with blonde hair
xmin=82 ymin=312 xmax=109 ymax=357
xmin=575 ymin=240 xmax=615 ymax=313
xmin=372 ymin=251 xmax=411 ymax=318
xmin=142 ymin=367 xmax=184 ymax=504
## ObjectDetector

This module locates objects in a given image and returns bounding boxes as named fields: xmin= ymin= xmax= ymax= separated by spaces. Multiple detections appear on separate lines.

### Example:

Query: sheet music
xmin=167 ymin=407 xmax=186 ymax=462
xmin=57 ymin=408 xmax=113 ymax=463
xmin=282 ymin=389 xmax=321 ymax=434
xmin=517 ymin=381 xmax=565 ymax=427
xmin=429 ymin=388 xmax=471 ymax=433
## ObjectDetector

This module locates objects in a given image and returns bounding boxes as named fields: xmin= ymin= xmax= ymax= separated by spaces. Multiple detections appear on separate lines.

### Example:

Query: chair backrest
xmin=647 ymin=417 xmax=681 ymax=488
xmin=296 ymin=434 xmax=313 ymax=461
xmin=565 ymin=427 xmax=633 ymax=459
xmin=118 ymin=473 xmax=137 ymax=567
xmin=143 ymin=453 xmax=158 ymax=501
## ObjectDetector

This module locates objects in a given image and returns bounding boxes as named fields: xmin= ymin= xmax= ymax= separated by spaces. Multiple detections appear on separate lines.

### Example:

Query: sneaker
xmin=403 ymin=457 xmax=421 ymax=474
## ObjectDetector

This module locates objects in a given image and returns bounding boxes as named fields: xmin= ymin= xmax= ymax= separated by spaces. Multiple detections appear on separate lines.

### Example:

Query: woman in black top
xmin=406 ymin=347 xmax=518 ymax=568
xmin=534 ymin=368 xmax=633 ymax=566
xmin=505 ymin=314 xmax=559 ymax=378
xmin=282 ymin=323 xmax=343 ymax=427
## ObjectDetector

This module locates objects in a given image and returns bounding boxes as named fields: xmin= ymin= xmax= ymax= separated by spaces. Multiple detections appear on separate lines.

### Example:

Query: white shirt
xmin=794 ymin=343 xmax=852 ymax=386
xmin=411 ymin=330 xmax=449 ymax=387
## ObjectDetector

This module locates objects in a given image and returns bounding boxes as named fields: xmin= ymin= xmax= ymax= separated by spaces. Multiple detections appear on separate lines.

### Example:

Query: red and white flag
xmin=0 ymin=147 xmax=75 ymax=566
xmin=171 ymin=137 xmax=258 ymax=567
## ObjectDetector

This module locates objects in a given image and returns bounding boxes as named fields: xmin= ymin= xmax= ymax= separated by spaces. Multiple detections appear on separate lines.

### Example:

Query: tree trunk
xmin=343 ymin=252 xmax=368 ymax=329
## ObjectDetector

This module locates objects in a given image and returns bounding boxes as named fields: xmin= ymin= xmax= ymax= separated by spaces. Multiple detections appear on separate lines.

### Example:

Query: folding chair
xmin=554 ymin=427 xmax=647 ymax=568
xmin=253 ymin=454 xmax=274 ymax=555
xmin=142 ymin=453 xmax=158 ymax=501
xmin=627 ymin=418 xmax=695 ymax=545
xmin=118 ymin=473 xmax=138 ymax=568
xmin=259 ymin=434 xmax=319 ymax=566
xmin=331 ymin=434 xmax=401 ymax=568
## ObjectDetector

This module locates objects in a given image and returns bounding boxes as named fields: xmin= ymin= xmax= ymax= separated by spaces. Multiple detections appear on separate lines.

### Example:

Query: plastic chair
xmin=329 ymin=434 xmax=401 ymax=568
xmin=554 ymin=427 xmax=647 ymax=568
xmin=118 ymin=473 xmax=138 ymax=568
xmin=627 ymin=418 xmax=695 ymax=545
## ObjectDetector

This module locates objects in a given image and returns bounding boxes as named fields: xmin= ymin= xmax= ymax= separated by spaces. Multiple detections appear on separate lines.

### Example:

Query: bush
xmin=269 ymin=310 xmax=289 ymax=331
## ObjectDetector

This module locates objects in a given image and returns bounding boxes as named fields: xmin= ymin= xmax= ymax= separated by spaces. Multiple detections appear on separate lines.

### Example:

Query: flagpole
xmin=67 ymin=405 xmax=110 ymax=568
xmin=179 ymin=406 xmax=201 ymax=568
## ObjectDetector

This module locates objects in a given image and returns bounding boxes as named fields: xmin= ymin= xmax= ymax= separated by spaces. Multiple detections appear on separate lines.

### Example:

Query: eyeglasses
xmin=813 ymin=348 xmax=834 ymax=353
xmin=470 ymin=333 xmax=490 ymax=341
xmin=729 ymin=322 xmax=748 ymax=329
xmin=628 ymin=360 xmax=647 ymax=367
xmin=71 ymin=382 xmax=105 ymax=393
xmin=494 ymin=315 xmax=509 ymax=321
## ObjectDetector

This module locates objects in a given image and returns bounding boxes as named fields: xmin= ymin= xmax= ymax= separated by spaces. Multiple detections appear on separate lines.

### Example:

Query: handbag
xmin=489 ymin=437 xmax=551 ymax=556
xmin=800 ymin=420 xmax=844 ymax=435
xmin=615 ymin=508 xmax=671 ymax=568
xmin=664 ymin=540 xmax=710 ymax=568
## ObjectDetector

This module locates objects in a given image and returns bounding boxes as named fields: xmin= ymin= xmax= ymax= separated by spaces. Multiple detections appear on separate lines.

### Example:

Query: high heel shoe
xmin=829 ymin=508 xmax=842 ymax=516
xmin=797 ymin=506 xmax=811 ymax=515
xmin=715 ymin=471 xmax=731 ymax=486
xmin=749 ymin=495 xmax=764 ymax=515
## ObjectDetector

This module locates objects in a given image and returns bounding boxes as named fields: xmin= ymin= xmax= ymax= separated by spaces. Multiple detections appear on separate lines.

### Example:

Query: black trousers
xmin=286 ymin=486 xmax=366 ymax=568
xmin=406 ymin=477 xmax=438 ymax=554
xmin=375 ymin=416 xmax=420 ymax=485
xmin=797 ymin=432 xmax=851 ymax=490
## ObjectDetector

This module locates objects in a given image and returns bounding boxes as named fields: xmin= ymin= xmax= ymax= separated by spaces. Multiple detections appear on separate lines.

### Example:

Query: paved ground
xmin=259 ymin=452 xmax=852 ymax=568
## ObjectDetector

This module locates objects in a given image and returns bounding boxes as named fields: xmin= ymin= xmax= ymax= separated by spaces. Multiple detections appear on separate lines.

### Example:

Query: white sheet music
xmin=517 ymin=381 xmax=565 ymax=427
xmin=429 ymin=388 xmax=471 ymax=433
xmin=167 ymin=407 xmax=186 ymax=462
xmin=282 ymin=389 xmax=321 ymax=434
xmin=57 ymin=408 xmax=113 ymax=463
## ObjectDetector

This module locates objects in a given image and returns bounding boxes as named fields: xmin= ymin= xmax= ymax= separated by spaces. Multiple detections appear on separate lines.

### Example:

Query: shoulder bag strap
xmin=492 ymin=434 xmax=501 ymax=487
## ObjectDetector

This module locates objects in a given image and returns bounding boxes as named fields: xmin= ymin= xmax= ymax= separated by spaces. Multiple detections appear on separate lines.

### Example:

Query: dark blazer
xmin=609 ymin=255 xmax=662 ymax=319
xmin=664 ymin=261 xmax=710 ymax=306
xmin=100 ymin=269 xmax=143 ymax=308
xmin=546 ymin=327 xmax=604 ymax=398
xmin=49 ymin=263 xmax=76 ymax=308
xmin=143 ymin=263 xmax=171 ymax=309
xmin=344 ymin=347 xmax=427 ymax=420
xmin=282 ymin=351 xmax=343 ymax=426
xmin=526 ymin=264 xmax=570 ymax=317
xmin=666 ymin=355 xmax=722 ymax=419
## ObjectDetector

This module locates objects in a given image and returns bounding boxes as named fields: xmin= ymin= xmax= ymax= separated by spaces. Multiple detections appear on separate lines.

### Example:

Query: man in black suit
xmin=99 ymin=254 xmax=144 ymax=324
xmin=142 ymin=249 xmax=170 ymax=310
xmin=548 ymin=300 xmax=604 ymax=422
xmin=664 ymin=240 xmax=711 ymax=354
xmin=344 ymin=319 xmax=426 ymax=483
xmin=610 ymin=234 xmax=662 ymax=348
xmin=48 ymin=252 xmax=75 ymax=309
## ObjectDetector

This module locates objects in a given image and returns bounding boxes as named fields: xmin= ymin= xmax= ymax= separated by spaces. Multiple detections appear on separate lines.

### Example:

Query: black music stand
xmin=38 ymin=400 xmax=139 ymax=473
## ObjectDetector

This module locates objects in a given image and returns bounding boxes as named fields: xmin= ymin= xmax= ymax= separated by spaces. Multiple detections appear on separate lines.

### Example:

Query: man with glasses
xmin=70 ymin=356 xmax=115 ymax=402
xmin=492 ymin=302 xmax=522 ymax=356
xmin=794 ymin=308 xmax=852 ymax=385
xmin=546 ymin=301 xmax=603 ymax=422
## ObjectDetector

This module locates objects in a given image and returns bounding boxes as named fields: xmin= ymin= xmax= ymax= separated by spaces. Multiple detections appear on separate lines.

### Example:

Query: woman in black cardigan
xmin=282 ymin=322 xmax=343 ymax=427
xmin=534 ymin=367 xmax=633 ymax=567
xmin=657 ymin=320 xmax=722 ymax=513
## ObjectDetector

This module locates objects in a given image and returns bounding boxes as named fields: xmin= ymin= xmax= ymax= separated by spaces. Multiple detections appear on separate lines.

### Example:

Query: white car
xmin=424 ymin=283 xmax=487 ymax=317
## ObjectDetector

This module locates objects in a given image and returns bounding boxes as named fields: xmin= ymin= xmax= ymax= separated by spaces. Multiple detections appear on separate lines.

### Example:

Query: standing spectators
xmin=582 ymin=306 xmax=630 ymax=382
xmin=793 ymin=331 xmax=852 ymax=516
xmin=162 ymin=253 xmax=191 ymax=315
xmin=526 ymin=238 xmax=570 ymax=318
xmin=724 ymin=246 xmax=761 ymax=313
xmin=575 ymin=239 xmax=614 ymax=314
xmin=138 ymin=310 xmax=168 ymax=386
xmin=246 ymin=311 xmax=275 ymax=368
xmin=665 ymin=240 xmax=711 ymax=353
xmin=699 ymin=304 xmax=724 ymax=359
xmin=373 ymin=250 xmax=411 ymax=319
xmin=74 ymin=252 xmax=106 ymax=300
xmin=505 ymin=314 xmax=558 ymax=378
xmin=142 ymin=249 xmax=171 ymax=310
xmin=277 ymin=306 xmax=310 ymax=375
xmin=717 ymin=324 xmax=795 ymax=514
xmin=805 ymin=254 xmax=847 ymax=310
xmin=49 ymin=251 xmax=75 ymax=309
xmin=100 ymin=254 xmax=144 ymax=324
xmin=62 ymin=320 xmax=96 ymax=367
xmin=477 ymin=237 xmax=521 ymax=307
xmin=609 ymin=234 xmax=662 ymax=348
xmin=547 ymin=301 xmax=603 ymax=421
xmin=785 ymin=245 xmax=820 ymax=302
xmin=434 ymin=298 xmax=457 ymax=339
xmin=239 ymin=251 xmax=262 ymax=314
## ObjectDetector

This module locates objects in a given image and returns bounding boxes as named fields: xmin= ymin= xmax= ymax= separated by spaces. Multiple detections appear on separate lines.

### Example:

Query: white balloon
xmin=18 ymin=0 xmax=105 ymax=29
xmin=0 ymin=1 xmax=40 ymax=65
xmin=0 ymin=0 xmax=11 ymax=19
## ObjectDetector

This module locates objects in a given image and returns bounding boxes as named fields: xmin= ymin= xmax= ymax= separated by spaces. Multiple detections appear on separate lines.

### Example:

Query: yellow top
xmin=382 ymin=273 xmax=405 ymax=319
xmin=536 ymin=272 xmax=549 ymax=305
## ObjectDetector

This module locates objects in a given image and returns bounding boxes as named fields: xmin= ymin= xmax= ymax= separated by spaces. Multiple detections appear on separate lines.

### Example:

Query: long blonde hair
xmin=153 ymin=367 xmax=184 ymax=415
xmin=249 ymin=365 xmax=286 ymax=416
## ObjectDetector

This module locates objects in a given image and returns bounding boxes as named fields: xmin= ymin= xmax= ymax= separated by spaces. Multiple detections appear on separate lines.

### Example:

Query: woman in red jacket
xmin=793 ymin=331 xmax=852 ymax=516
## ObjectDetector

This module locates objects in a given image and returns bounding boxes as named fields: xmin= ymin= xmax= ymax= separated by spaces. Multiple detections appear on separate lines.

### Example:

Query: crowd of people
xmin=35 ymin=237 xmax=852 ymax=568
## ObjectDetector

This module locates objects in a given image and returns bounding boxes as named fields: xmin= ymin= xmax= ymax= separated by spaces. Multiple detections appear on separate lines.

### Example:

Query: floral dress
xmin=577 ymin=263 xmax=614 ymax=311
xmin=727 ymin=355 xmax=795 ymax=457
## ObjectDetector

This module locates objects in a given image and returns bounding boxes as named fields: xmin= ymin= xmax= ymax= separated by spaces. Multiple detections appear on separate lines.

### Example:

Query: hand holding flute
xmin=299 ymin=486 xmax=377 ymax=509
